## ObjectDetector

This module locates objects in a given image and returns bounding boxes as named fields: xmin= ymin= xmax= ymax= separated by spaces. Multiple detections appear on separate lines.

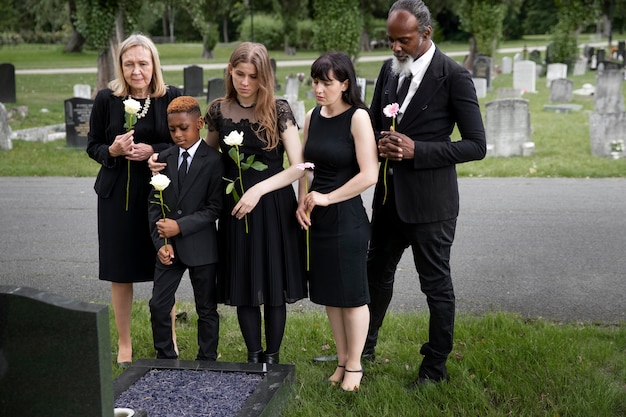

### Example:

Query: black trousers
xmin=150 ymin=260 xmax=219 ymax=361
xmin=366 ymin=187 xmax=456 ymax=381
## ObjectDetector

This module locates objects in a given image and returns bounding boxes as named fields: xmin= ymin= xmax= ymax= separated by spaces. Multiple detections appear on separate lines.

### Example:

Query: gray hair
xmin=389 ymin=0 xmax=432 ymax=32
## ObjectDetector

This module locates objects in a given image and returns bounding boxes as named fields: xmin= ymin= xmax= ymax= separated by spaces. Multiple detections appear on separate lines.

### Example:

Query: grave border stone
xmin=114 ymin=359 xmax=295 ymax=417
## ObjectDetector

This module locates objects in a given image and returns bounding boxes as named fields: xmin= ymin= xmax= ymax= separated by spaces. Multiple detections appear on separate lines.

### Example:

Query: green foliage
xmin=238 ymin=13 xmax=285 ymax=49
xmin=458 ymin=0 xmax=506 ymax=56
xmin=313 ymin=0 xmax=362 ymax=59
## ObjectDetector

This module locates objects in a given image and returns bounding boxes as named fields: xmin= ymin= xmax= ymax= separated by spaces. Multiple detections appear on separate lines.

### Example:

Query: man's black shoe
xmin=406 ymin=376 xmax=446 ymax=390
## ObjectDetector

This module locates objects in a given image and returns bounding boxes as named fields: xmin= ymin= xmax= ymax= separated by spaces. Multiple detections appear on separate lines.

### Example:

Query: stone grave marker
xmin=549 ymin=78 xmax=573 ymax=102
xmin=64 ymin=97 xmax=94 ymax=148
xmin=513 ymin=60 xmax=536 ymax=93
xmin=0 ymin=285 xmax=113 ymax=416
xmin=73 ymin=84 xmax=92 ymax=99
xmin=206 ymin=77 xmax=226 ymax=104
xmin=596 ymin=49 xmax=606 ymax=66
xmin=501 ymin=56 xmax=513 ymax=74
xmin=356 ymin=77 xmax=367 ymax=102
xmin=546 ymin=63 xmax=568 ymax=87
xmin=270 ymin=58 xmax=280 ymax=91
xmin=497 ymin=88 xmax=522 ymax=99
xmin=473 ymin=55 xmax=492 ymax=89
xmin=485 ymin=98 xmax=533 ymax=157
xmin=589 ymin=112 xmax=626 ymax=158
xmin=183 ymin=65 xmax=203 ymax=97
xmin=0 ymin=102 xmax=12 ymax=151
xmin=594 ymin=69 xmax=624 ymax=114
xmin=472 ymin=77 xmax=487 ymax=99
xmin=0 ymin=63 xmax=16 ymax=103
xmin=573 ymin=58 xmax=587 ymax=76
xmin=284 ymin=76 xmax=299 ymax=104
xmin=528 ymin=50 xmax=542 ymax=65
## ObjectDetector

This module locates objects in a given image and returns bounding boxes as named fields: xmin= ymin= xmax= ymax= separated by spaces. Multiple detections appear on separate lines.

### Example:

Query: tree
xmin=272 ymin=0 xmax=308 ymax=55
xmin=65 ymin=0 xmax=86 ymax=53
xmin=313 ymin=0 xmax=362 ymax=59
xmin=457 ymin=0 xmax=506 ymax=71
xmin=549 ymin=0 xmax=601 ymax=66
xmin=74 ymin=0 xmax=142 ymax=92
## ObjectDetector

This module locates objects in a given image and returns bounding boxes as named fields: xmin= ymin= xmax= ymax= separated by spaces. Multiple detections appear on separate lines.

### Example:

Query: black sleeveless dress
xmin=206 ymin=98 xmax=307 ymax=307
xmin=304 ymin=105 xmax=371 ymax=308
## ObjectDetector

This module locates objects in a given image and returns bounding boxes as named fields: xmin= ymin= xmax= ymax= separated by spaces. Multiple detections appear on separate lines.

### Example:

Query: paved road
xmin=1 ymin=177 xmax=624 ymax=323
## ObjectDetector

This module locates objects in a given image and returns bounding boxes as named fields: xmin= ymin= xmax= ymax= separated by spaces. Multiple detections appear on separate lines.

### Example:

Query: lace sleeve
xmin=205 ymin=101 xmax=221 ymax=132
xmin=276 ymin=99 xmax=298 ymax=133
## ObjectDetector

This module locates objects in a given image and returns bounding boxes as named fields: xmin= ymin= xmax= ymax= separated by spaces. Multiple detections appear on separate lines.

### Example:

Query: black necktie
xmin=397 ymin=74 xmax=412 ymax=106
xmin=178 ymin=151 xmax=189 ymax=189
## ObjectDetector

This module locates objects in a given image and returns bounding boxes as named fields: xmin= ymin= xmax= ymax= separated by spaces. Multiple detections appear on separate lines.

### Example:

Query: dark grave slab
xmin=114 ymin=359 xmax=295 ymax=417
xmin=184 ymin=65 xmax=204 ymax=97
xmin=206 ymin=77 xmax=226 ymax=104
xmin=64 ymin=97 xmax=94 ymax=148
xmin=0 ymin=63 xmax=16 ymax=103
xmin=473 ymin=55 xmax=492 ymax=89
xmin=0 ymin=285 xmax=113 ymax=416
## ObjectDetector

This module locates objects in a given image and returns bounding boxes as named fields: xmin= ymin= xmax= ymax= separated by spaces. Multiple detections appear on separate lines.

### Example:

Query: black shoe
xmin=361 ymin=350 xmax=376 ymax=362
xmin=247 ymin=350 xmax=263 ymax=363
xmin=117 ymin=361 xmax=132 ymax=369
xmin=264 ymin=351 xmax=279 ymax=364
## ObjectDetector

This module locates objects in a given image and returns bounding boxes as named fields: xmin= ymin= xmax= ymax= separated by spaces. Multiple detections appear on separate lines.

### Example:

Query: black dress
xmin=87 ymin=87 xmax=182 ymax=283
xmin=304 ymin=106 xmax=370 ymax=308
xmin=206 ymin=99 xmax=307 ymax=307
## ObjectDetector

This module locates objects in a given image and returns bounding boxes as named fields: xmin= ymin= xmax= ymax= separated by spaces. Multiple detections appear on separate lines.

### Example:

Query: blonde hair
xmin=220 ymin=42 xmax=278 ymax=150
xmin=109 ymin=33 xmax=167 ymax=98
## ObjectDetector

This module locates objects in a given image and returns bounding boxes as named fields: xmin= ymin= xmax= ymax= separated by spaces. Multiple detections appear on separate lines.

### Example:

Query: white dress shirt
xmin=397 ymin=42 xmax=437 ymax=123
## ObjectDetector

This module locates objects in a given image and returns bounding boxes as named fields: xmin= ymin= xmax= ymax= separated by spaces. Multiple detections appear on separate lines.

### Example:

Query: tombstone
xmin=497 ymin=88 xmax=523 ymax=99
xmin=0 ymin=103 xmax=12 ymax=151
xmin=73 ymin=84 xmax=92 ymax=99
xmin=183 ymin=65 xmax=203 ymax=97
xmin=589 ymin=112 xmax=626 ymax=157
xmin=270 ymin=58 xmax=281 ymax=91
xmin=573 ymin=58 xmax=587 ymax=76
xmin=64 ymin=97 xmax=94 ymax=148
xmin=549 ymin=79 xmax=574 ymax=102
xmin=594 ymin=69 xmax=624 ymax=114
xmin=513 ymin=60 xmax=537 ymax=93
xmin=356 ymin=77 xmax=367 ymax=102
xmin=284 ymin=76 xmax=299 ymax=103
xmin=0 ymin=63 xmax=16 ymax=103
xmin=618 ymin=41 xmax=626 ymax=66
xmin=0 ymin=285 xmax=113 ymax=416
xmin=596 ymin=49 xmax=606 ymax=66
xmin=528 ymin=50 xmax=542 ymax=65
xmin=473 ymin=55 xmax=492 ymax=89
xmin=472 ymin=77 xmax=487 ymax=99
xmin=501 ymin=56 xmax=513 ymax=74
xmin=289 ymin=100 xmax=306 ymax=131
xmin=206 ymin=77 xmax=226 ymax=104
xmin=546 ymin=63 xmax=568 ymax=87
xmin=485 ymin=98 xmax=533 ymax=157
xmin=513 ymin=52 xmax=522 ymax=62
xmin=598 ymin=61 xmax=622 ymax=72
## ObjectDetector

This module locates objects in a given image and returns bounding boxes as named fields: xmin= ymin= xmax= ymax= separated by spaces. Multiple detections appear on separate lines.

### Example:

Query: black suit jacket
xmin=149 ymin=140 xmax=224 ymax=267
xmin=370 ymin=48 xmax=486 ymax=224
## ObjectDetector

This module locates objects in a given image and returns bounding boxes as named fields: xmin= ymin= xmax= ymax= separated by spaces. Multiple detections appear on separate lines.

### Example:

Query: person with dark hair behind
xmin=296 ymin=51 xmax=378 ymax=392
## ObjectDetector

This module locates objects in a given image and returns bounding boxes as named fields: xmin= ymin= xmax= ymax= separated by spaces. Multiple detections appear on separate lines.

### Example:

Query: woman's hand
xmin=127 ymin=142 xmax=154 ymax=161
xmin=157 ymin=244 xmax=175 ymax=265
xmin=109 ymin=130 xmax=134 ymax=157
xmin=303 ymin=191 xmax=330 ymax=211
xmin=295 ymin=199 xmax=311 ymax=229
xmin=231 ymin=186 xmax=262 ymax=219
xmin=148 ymin=153 xmax=167 ymax=175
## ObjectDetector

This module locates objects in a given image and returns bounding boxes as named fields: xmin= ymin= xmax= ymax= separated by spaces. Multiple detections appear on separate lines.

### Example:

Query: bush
xmin=238 ymin=14 xmax=284 ymax=50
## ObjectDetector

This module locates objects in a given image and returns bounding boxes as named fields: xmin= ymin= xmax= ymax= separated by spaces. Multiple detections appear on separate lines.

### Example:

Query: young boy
xmin=148 ymin=96 xmax=223 ymax=360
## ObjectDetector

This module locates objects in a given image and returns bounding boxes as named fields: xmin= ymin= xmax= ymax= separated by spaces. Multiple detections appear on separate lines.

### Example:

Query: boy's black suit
xmin=148 ymin=139 xmax=223 ymax=360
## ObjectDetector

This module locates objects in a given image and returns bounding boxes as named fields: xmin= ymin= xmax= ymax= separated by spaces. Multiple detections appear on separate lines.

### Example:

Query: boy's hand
xmin=157 ymin=218 xmax=181 ymax=238
xmin=158 ymin=244 xmax=175 ymax=265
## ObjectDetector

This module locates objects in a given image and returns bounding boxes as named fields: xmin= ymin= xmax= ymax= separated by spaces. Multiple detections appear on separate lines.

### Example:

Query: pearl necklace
xmin=128 ymin=95 xmax=151 ymax=119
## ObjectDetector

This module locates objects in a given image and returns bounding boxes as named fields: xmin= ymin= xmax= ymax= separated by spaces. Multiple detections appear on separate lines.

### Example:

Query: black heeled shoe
xmin=263 ymin=351 xmax=279 ymax=364
xmin=247 ymin=350 xmax=263 ymax=363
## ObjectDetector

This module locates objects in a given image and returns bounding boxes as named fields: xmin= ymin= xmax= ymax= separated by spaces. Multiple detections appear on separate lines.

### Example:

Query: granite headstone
xmin=184 ymin=65 xmax=203 ymax=97
xmin=0 ymin=285 xmax=113 ymax=416
xmin=0 ymin=63 xmax=16 ymax=103
xmin=65 ymin=97 xmax=94 ymax=148
xmin=0 ymin=103 xmax=11 ymax=151
xmin=206 ymin=77 xmax=226 ymax=104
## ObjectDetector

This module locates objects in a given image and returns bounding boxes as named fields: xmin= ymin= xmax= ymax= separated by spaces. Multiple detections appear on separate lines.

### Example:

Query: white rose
xmin=123 ymin=98 xmax=141 ymax=115
xmin=224 ymin=130 xmax=244 ymax=146
xmin=150 ymin=173 xmax=171 ymax=191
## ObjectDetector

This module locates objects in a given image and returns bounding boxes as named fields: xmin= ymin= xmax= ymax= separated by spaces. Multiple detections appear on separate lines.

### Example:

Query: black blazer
xmin=148 ymin=140 xmax=224 ymax=266
xmin=370 ymin=48 xmax=486 ymax=224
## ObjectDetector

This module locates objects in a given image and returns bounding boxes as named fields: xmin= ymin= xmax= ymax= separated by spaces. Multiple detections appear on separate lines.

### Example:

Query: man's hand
xmin=156 ymin=218 xmax=181 ymax=238
xmin=379 ymin=130 xmax=415 ymax=160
